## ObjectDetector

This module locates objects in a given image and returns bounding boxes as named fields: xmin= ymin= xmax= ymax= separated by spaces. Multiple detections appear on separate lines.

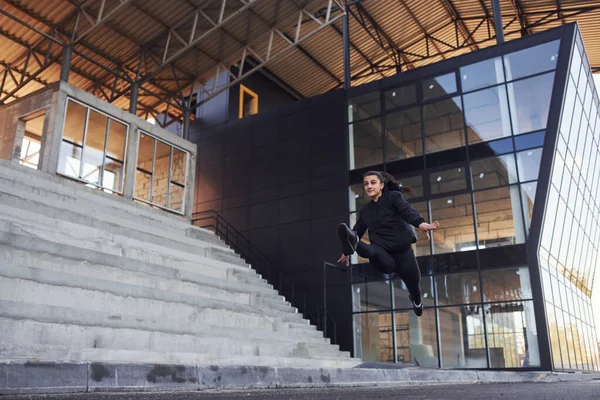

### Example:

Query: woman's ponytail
xmin=380 ymin=171 xmax=412 ymax=194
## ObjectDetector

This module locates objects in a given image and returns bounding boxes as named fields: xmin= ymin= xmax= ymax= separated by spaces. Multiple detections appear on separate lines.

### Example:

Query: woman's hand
xmin=337 ymin=253 xmax=350 ymax=267
xmin=418 ymin=221 xmax=440 ymax=240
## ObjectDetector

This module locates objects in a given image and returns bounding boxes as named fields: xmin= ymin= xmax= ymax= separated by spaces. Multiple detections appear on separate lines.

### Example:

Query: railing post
xmin=323 ymin=262 xmax=328 ymax=337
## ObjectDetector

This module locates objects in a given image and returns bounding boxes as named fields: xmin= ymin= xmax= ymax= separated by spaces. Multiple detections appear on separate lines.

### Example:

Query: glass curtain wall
xmin=538 ymin=31 xmax=600 ymax=371
xmin=348 ymin=38 xmax=564 ymax=369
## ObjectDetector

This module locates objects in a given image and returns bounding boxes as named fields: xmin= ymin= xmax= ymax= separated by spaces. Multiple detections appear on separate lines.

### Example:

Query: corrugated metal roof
xmin=1 ymin=0 xmax=600 ymax=119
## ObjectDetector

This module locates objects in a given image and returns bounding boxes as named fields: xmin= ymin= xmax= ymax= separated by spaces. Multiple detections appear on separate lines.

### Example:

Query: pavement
xmin=3 ymin=381 xmax=600 ymax=400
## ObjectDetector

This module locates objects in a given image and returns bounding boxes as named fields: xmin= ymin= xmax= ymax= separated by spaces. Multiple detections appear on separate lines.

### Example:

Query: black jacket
xmin=352 ymin=190 xmax=425 ymax=252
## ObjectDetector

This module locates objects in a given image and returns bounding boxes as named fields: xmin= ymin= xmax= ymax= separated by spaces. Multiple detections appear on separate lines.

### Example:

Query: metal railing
xmin=192 ymin=210 xmax=349 ymax=344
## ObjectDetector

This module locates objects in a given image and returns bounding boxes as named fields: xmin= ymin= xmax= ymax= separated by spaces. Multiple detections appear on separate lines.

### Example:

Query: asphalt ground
xmin=3 ymin=381 xmax=600 ymax=400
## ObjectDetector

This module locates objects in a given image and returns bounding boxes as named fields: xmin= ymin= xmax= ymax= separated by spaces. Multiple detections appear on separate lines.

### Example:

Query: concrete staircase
xmin=0 ymin=159 xmax=359 ymax=369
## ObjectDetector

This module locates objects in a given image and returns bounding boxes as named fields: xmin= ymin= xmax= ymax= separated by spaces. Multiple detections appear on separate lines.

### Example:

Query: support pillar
xmin=342 ymin=0 xmax=351 ymax=89
xmin=182 ymin=108 xmax=190 ymax=140
xmin=491 ymin=0 xmax=505 ymax=44
xmin=60 ymin=46 xmax=73 ymax=83
xmin=129 ymin=82 xmax=139 ymax=115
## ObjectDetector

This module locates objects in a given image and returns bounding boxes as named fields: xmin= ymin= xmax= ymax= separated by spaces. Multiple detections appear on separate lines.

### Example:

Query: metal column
xmin=60 ymin=46 xmax=73 ymax=82
xmin=182 ymin=108 xmax=190 ymax=140
xmin=129 ymin=82 xmax=139 ymax=114
xmin=342 ymin=0 xmax=351 ymax=89
xmin=491 ymin=0 xmax=505 ymax=44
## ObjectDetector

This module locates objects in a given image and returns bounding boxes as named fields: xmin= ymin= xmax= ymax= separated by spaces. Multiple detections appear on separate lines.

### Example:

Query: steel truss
xmin=0 ymin=0 xmax=345 ymax=129
xmin=349 ymin=4 xmax=600 ymax=82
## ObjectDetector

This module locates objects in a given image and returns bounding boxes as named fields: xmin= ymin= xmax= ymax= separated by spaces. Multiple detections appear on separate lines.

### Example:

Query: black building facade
xmin=190 ymin=23 xmax=599 ymax=372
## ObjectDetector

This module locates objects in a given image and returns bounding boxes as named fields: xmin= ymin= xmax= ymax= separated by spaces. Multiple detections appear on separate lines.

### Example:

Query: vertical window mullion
xmin=167 ymin=146 xmax=173 ymax=209
xmin=150 ymin=138 xmax=156 ymax=202
xmin=101 ymin=119 xmax=110 ymax=188
xmin=78 ymin=107 xmax=90 ymax=179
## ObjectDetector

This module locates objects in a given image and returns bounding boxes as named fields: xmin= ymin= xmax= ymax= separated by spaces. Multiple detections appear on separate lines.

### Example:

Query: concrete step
xmin=0 ymin=343 xmax=357 ymax=368
xmin=0 ymin=189 xmax=228 ymax=254
xmin=0 ymin=210 xmax=268 ymax=285
xmin=0 ymin=302 xmax=342 ymax=357
xmin=0 ymin=244 xmax=284 ymax=305
xmin=0 ymin=230 xmax=266 ymax=290
xmin=0 ymin=202 xmax=235 ymax=261
xmin=0 ymin=264 xmax=304 ymax=333
xmin=0 ymin=159 xmax=196 ymax=233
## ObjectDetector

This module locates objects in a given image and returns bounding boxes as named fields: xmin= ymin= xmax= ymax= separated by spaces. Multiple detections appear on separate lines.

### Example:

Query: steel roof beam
xmin=438 ymin=0 xmax=478 ymax=51
xmin=71 ymin=0 xmax=133 ymax=44
xmin=138 ymin=0 xmax=259 ymax=84
xmin=187 ymin=0 xmax=346 ymax=112
xmin=511 ymin=0 xmax=530 ymax=36
xmin=349 ymin=2 xmax=402 ymax=68
xmin=396 ymin=0 xmax=445 ymax=61
xmin=329 ymin=23 xmax=387 ymax=80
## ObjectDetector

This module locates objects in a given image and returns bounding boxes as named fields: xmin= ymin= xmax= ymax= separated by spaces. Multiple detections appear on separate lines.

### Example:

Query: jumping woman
xmin=337 ymin=171 xmax=440 ymax=316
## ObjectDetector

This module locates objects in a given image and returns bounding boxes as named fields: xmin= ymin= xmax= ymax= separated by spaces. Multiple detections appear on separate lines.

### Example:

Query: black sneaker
xmin=337 ymin=223 xmax=358 ymax=256
xmin=410 ymin=295 xmax=423 ymax=317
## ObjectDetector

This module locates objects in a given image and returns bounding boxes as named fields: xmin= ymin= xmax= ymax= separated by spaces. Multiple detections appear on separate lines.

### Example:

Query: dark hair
xmin=362 ymin=171 xmax=412 ymax=194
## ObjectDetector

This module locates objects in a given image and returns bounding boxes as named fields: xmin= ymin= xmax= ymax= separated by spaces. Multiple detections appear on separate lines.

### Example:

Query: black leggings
xmin=356 ymin=241 xmax=422 ymax=304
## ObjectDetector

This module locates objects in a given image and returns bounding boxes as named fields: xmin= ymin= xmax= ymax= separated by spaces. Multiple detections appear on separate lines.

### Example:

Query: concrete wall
xmin=0 ymin=84 xmax=58 ymax=164
xmin=189 ymin=89 xmax=352 ymax=352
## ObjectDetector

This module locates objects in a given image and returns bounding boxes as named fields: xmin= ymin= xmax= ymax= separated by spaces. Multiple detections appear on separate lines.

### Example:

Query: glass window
xmin=560 ymin=77 xmax=577 ymax=137
xmin=410 ymin=200 xmax=430 ymax=256
xmin=423 ymin=72 xmax=457 ymax=100
xmin=429 ymin=167 xmax=466 ymax=195
xmin=384 ymin=107 xmax=422 ymax=162
xmin=348 ymin=91 xmax=380 ymax=122
xmin=470 ymin=154 xmax=518 ymax=190
xmin=169 ymin=148 xmax=187 ymax=212
xmin=384 ymin=84 xmax=416 ymax=110
xmin=423 ymin=97 xmax=465 ymax=153
xmin=520 ymin=181 xmax=537 ymax=230
xmin=134 ymin=132 xmax=188 ymax=214
xmin=436 ymin=272 xmax=481 ymax=305
xmin=355 ymin=311 xmax=394 ymax=363
xmin=349 ymin=183 xmax=370 ymax=213
xmin=61 ymin=100 xmax=86 ymax=145
xmin=431 ymin=193 xmax=475 ymax=254
xmin=394 ymin=174 xmax=424 ymax=199
xmin=484 ymin=301 xmax=540 ymax=367
xmin=570 ymin=44 xmax=583 ymax=84
xmin=481 ymin=267 xmax=532 ymax=302
xmin=135 ymin=133 xmax=154 ymax=202
xmin=508 ymin=72 xmax=555 ymax=135
xmin=395 ymin=275 xmax=434 ymax=308
xmin=464 ymin=85 xmax=512 ymax=143
xmin=395 ymin=309 xmax=439 ymax=367
xmin=438 ymin=306 xmax=486 ymax=368
xmin=516 ymin=148 xmax=543 ymax=182
xmin=349 ymin=118 xmax=383 ymax=170
xmin=353 ymin=280 xmax=391 ymax=312
xmin=514 ymin=130 xmax=545 ymax=151
xmin=468 ymin=137 xmax=514 ymax=159
xmin=57 ymin=99 xmax=127 ymax=193
xmin=460 ymin=57 xmax=505 ymax=92
xmin=151 ymin=140 xmax=170 ymax=207
xmin=474 ymin=186 xmax=526 ymax=249
xmin=81 ymin=109 xmax=108 ymax=186
xmin=503 ymin=39 xmax=560 ymax=81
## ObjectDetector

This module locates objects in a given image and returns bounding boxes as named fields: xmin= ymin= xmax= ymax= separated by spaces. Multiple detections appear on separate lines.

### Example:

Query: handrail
xmin=192 ymin=210 xmax=346 ymax=345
